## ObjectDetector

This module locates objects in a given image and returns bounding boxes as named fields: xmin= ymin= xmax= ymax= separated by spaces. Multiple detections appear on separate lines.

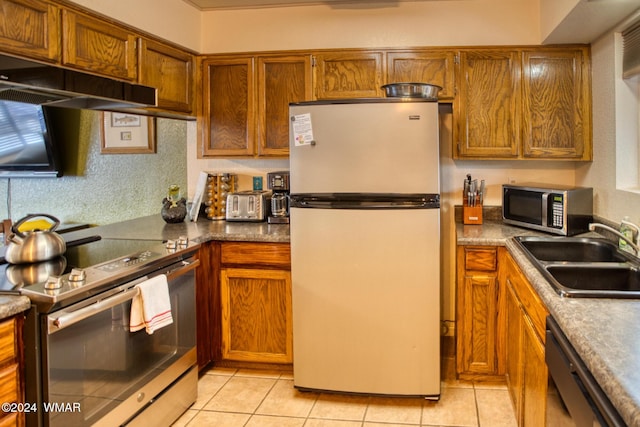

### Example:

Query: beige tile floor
xmin=173 ymin=341 xmax=517 ymax=427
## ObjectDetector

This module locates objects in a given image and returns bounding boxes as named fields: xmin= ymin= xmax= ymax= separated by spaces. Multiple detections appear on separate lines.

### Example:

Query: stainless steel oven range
xmin=2 ymin=237 xmax=200 ymax=427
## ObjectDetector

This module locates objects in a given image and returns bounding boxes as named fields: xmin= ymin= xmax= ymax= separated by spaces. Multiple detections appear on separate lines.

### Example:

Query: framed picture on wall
xmin=101 ymin=112 xmax=156 ymax=154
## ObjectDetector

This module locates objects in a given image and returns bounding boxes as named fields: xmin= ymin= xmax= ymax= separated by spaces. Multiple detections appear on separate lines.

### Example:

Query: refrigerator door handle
xmin=290 ymin=193 xmax=440 ymax=209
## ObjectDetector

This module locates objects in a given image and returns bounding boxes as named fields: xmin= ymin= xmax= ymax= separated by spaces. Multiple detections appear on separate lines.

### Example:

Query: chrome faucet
xmin=588 ymin=222 xmax=640 ymax=254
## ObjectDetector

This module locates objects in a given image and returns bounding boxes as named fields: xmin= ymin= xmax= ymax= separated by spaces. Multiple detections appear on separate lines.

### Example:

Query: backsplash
xmin=0 ymin=110 xmax=187 ymax=226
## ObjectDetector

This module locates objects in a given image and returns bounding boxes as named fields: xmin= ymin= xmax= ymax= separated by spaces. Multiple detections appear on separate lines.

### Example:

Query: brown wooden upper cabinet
xmin=313 ymin=51 xmax=384 ymax=99
xmin=0 ymin=0 xmax=197 ymax=116
xmin=139 ymin=38 xmax=194 ymax=114
xmin=521 ymin=48 xmax=591 ymax=160
xmin=62 ymin=9 xmax=137 ymax=81
xmin=257 ymin=55 xmax=312 ymax=156
xmin=454 ymin=46 xmax=592 ymax=161
xmin=386 ymin=50 xmax=455 ymax=100
xmin=454 ymin=50 xmax=522 ymax=159
xmin=201 ymin=56 xmax=255 ymax=157
xmin=201 ymin=54 xmax=312 ymax=157
xmin=0 ymin=0 xmax=60 ymax=62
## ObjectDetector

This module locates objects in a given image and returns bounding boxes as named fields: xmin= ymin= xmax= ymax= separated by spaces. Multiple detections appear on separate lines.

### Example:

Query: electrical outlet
xmin=508 ymin=176 xmax=516 ymax=184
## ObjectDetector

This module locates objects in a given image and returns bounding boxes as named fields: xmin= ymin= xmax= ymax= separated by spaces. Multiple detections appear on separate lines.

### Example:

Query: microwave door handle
xmin=541 ymin=193 xmax=549 ymax=227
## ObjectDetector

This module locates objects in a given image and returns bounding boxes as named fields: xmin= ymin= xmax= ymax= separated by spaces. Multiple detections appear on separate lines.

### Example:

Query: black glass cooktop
xmin=0 ymin=237 xmax=166 ymax=291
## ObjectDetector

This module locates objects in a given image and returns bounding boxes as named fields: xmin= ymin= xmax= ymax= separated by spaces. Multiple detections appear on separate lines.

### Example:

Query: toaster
xmin=225 ymin=191 xmax=271 ymax=222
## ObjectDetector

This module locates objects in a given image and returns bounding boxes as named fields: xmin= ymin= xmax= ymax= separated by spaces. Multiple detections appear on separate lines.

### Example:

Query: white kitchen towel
xmin=129 ymin=274 xmax=173 ymax=334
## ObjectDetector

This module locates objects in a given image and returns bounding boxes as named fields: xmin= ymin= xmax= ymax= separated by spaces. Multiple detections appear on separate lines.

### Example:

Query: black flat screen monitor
xmin=0 ymin=100 xmax=62 ymax=178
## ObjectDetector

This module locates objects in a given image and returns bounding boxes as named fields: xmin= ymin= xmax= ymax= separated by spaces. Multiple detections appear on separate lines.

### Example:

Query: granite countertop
xmin=0 ymin=295 xmax=31 ymax=320
xmin=457 ymin=220 xmax=640 ymax=427
xmin=61 ymin=214 xmax=290 ymax=244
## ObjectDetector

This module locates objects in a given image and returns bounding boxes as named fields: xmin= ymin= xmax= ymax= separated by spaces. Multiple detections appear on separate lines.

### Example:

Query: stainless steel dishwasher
xmin=545 ymin=316 xmax=626 ymax=426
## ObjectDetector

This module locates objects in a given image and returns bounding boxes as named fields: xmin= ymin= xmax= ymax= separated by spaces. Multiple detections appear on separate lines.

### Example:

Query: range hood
xmin=0 ymin=54 xmax=156 ymax=111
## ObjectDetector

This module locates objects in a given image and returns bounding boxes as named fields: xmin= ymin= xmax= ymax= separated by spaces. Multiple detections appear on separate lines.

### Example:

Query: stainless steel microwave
xmin=502 ymin=183 xmax=593 ymax=236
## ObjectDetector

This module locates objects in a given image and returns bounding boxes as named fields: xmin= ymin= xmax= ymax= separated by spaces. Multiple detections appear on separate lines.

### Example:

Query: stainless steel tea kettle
xmin=4 ymin=214 xmax=67 ymax=264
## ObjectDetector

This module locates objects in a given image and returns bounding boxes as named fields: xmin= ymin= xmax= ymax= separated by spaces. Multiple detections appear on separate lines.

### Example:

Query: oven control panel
xmin=95 ymin=250 xmax=161 ymax=273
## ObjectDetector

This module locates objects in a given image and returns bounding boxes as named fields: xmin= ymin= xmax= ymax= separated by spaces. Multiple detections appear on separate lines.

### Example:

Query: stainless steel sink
xmin=514 ymin=236 xmax=640 ymax=298
xmin=546 ymin=265 xmax=640 ymax=295
xmin=517 ymin=237 xmax=629 ymax=263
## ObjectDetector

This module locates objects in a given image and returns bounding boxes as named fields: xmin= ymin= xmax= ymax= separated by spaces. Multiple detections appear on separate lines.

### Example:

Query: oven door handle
xmin=49 ymin=258 xmax=200 ymax=333
xmin=166 ymin=258 xmax=200 ymax=280
xmin=50 ymin=286 xmax=142 ymax=332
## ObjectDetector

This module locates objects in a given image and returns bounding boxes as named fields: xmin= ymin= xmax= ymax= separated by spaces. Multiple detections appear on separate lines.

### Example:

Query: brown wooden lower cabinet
xmin=219 ymin=242 xmax=292 ymax=365
xmin=505 ymin=274 xmax=524 ymax=417
xmin=456 ymin=245 xmax=505 ymax=380
xmin=0 ymin=315 xmax=24 ymax=427
xmin=196 ymin=240 xmax=292 ymax=370
xmin=457 ymin=244 xmax=550 ymax=427
xmin=196 ymin=241 xmax=219 ymax=370
xmin=521 ymin=314 xmax=547 ymax=426
xmin=503 ymin=251 xmax=548 ymax=427
xmin=220 ymin=267 xmax=292 ymax=363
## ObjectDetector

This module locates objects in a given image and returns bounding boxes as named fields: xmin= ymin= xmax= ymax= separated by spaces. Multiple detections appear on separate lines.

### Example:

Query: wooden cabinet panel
xmin=221 ymin=242 xmax=291 ymax=267
xmin=386 ymin=50 xmax=455 ymax=100
xmin=198 ymin=45 xmax=591 ymax=160
xmin=505 ymin=279 xmax=524 ymax=423
xmin=220 ymin=268 xmax=292 ymax=363
xmin=0 ymin=413 xmax=17 ymax=427
xmin=463 ymin=246 xmax=497 ymax=271
xmin=455 ymin=50 xmax=521 ymax=158
xmin=522 ymin=48 xmax=591 ymax=160
xmin=0 ymin=364 xmax=19 ymax=405
xmin=139 ymin=38 xmax=193 ymax=113
xmin=0 ymin=316 xmax=22 ymax=427
xmin=201 ymin=56 xmax=255 ymax=156
xmin=314 ymin=51 xmax=384 ymax=99
xmin=62 ymin=9 xmax=137 ymax=81
xmin=456 ymin=246 xmax=505 ymax=380
xmin=0 ymin=1 xmax=195 ymax=115
xmin=458 ymin=273 xmax=498 ymax=375
xmin=455 ymin=46 xmax=591 ymax=160
xmin=0 ymin=0 xmax=60 ymax=62
xmin=0 ymin=319 xmax=15 ymax=366
xmin=503 ymin=252 xmax=548 ymax=427
xmin=257 ymin=55 xmax=312 ymax=156
xmin=196 ymin=241 xmax=220 ymax=370
xmin=522 ymin=314 xmax=547 ymax=427
xmin=507 ymin=259 xmax=547 ymax=342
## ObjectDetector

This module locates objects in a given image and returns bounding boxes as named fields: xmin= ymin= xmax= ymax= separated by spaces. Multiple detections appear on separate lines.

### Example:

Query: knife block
xmin=463 ymin=205 xmax=483 ymax=225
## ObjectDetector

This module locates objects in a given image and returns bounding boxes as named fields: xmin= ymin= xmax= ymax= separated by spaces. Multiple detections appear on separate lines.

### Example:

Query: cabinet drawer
xmin=221 ymin=242 xmax=291 ymax=267
xmin=463 ymin=247 xmax=498 ymax=271
xmin=0 ymin=319 xmax=16 ymax=366
xmin=507 ymin=256 xmax=548 ymax=342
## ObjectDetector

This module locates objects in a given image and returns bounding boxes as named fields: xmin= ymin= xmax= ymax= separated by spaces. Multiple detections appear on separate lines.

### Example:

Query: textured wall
xmin=0 ymin=109 xmax=187 ymax=226
xmin=577 ymin=28 xmax=640 ymax=226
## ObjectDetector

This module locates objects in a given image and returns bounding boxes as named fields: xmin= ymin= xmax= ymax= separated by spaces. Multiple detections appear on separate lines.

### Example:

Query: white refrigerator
xmin=289 ymin=99 xmax=441 ymax=398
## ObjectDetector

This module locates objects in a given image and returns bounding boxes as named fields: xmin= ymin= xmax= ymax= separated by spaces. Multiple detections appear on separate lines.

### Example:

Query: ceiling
xmin=183 ymin=0 xmax=438 ymax=10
